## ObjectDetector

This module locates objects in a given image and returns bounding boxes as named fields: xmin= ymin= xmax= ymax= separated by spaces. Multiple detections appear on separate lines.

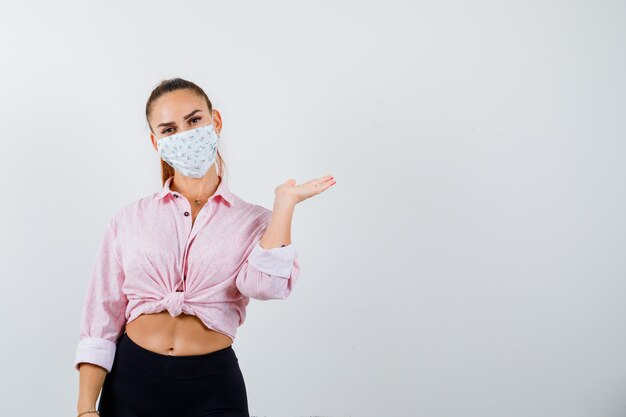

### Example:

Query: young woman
xmin=74 ymin=78 xmax=335 ymax=417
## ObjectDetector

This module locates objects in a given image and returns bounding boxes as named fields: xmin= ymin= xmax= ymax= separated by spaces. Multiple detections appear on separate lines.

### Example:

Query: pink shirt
xmin=74 ymin=176 xmax=300 ymax=372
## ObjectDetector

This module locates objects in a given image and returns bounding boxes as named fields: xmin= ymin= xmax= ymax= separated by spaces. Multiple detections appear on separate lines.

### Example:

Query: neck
xmin=170 ymin=172 xmax=220 ymax=201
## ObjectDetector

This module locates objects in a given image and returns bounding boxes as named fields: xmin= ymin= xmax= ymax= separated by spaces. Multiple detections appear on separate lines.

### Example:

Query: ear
xmin=150 ymin=132 xmax=158 ymax=151
xmin=212 ymin=109 xmax=223 ymax=137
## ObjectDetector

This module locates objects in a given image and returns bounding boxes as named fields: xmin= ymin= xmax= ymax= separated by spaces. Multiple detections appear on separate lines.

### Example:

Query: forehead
xmin=151 ymin=89 xmax=209 ymax=122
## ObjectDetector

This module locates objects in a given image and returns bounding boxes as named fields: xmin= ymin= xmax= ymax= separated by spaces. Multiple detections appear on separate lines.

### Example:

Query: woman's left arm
xmin=262 ymin=174 xmax=336 ymax=248
xmin=259 ymin=198 xmax=296 ymax=249
xmin=235 ymin=175 xmax=336 ymax=300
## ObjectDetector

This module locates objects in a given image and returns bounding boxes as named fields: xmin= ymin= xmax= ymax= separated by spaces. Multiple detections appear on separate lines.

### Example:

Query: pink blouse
xmin=74 ymin=176 xmax=300 ymax=373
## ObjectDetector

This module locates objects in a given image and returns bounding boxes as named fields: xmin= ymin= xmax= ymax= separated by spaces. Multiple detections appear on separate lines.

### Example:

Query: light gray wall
xmin=0 ymin=1 xmax=624 ymax=416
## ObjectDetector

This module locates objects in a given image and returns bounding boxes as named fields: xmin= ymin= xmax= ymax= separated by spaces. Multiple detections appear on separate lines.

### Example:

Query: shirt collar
xmin=153 ymin=175 xmax=235 ymax=207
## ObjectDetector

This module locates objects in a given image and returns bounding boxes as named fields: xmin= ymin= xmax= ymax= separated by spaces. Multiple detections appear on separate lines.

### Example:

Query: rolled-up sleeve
xmin=74 ymin=216 xmax=127 ymax=373
xmin=235 ymin=227 xmax=301 ymax=300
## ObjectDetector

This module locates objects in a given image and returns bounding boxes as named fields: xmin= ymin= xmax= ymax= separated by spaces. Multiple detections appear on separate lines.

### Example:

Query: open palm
xmin=275 ymin=175 xmax=336 ymax=205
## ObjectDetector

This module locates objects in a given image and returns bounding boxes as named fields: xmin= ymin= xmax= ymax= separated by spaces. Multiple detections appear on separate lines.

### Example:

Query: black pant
xmin=98 ymin=332 xmax=249 ymax=417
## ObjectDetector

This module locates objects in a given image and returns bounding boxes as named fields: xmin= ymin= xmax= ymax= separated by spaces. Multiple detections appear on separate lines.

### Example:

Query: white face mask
xmin=157 ymin=123 xmax=220 ymax=178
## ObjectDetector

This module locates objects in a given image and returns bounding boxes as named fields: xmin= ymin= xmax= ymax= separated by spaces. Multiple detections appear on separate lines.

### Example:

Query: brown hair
xmin=145 ymin=78 xmax=227 ymax=185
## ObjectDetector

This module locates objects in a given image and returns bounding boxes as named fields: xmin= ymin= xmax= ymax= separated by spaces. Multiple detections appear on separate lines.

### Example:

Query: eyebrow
xmin=156 ymin=109 xmax=203 ymax=128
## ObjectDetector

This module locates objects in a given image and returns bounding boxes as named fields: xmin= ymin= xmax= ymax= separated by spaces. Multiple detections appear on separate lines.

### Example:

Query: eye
xmin=162 ymin=127 xmax=174 ymax=135
xmin=190 ymin=117 xmax=201 ymax=124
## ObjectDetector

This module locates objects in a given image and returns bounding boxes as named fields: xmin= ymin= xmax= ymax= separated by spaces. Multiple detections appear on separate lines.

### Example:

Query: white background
xmin=0 ymin=1 xmax=625 ymax=416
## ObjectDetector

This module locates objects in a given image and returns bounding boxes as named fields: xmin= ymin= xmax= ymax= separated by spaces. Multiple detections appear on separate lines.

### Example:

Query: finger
xmin=316 ymin=177 xmax=336 ymax=193
xmin=302 ymin=175 xmax=334 ymax=187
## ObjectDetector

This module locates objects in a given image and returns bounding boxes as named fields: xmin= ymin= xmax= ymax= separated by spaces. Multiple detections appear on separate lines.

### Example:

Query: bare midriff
xmin=125 ymin=312 xmax=233 ymax=356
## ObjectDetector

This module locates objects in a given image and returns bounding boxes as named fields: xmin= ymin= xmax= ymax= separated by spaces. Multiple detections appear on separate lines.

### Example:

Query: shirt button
xmin=184 ymin=211 xmax=190 ymax=216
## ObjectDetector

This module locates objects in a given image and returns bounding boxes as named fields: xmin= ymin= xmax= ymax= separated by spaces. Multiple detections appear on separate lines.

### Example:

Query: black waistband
xmin=114 ymin=332 xmax=239 ymax=379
